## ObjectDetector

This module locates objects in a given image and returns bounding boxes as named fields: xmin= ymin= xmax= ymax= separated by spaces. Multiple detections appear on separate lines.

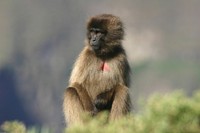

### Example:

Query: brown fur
xmin=63 ymin=14 xmax=131 ymax=126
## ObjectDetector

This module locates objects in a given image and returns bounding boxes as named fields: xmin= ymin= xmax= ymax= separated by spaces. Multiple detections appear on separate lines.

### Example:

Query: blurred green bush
xmin=1 ymin=90 xmax=200 ymax=133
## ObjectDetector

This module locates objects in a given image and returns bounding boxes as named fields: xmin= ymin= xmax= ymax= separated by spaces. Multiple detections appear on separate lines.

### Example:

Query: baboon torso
xmin=69 ymin=47 xmax=129 ymax=101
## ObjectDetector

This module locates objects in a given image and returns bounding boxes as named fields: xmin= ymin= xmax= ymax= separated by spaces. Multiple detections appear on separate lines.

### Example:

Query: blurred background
xmin=0 ymin=0 xmax=200 ymax=130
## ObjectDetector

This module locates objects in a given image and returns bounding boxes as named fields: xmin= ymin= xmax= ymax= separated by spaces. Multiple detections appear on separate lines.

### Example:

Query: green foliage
xmin=0 ymin=121 xmax=50 ymax=133
xmin=139 ymin=91 xmax=200 ymax=133
xmin=1 ymin=121 xmax=26 ymax=133
xmin=1 ymin=91 xmax=200 ymax=133
xmin=66 ymin=91 xmax=200 ymax=133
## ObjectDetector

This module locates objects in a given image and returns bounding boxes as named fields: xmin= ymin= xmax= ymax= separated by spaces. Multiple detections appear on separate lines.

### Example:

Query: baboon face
xmin=88 ymin=28 xmax=106 ymax=50
xmin=87 ymin=14 xmax=124 ymax=52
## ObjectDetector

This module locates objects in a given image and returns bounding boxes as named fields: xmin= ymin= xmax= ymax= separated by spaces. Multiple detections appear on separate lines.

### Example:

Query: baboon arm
xmin=63 ymin=82 xmax=93 ymax=125
xmin=109 ymin=84 xmax=131 ymax=120
xmin=69 ymin=82 xmax=93 ymax=111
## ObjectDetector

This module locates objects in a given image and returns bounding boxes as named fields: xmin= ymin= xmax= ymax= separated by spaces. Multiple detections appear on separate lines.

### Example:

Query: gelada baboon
xmin=63 ymin=14 xmax=131 ymax=125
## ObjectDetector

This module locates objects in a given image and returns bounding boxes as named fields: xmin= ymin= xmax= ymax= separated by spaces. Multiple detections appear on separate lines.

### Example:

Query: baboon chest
xmin=84 ymin=61 xmax=120 ymax=100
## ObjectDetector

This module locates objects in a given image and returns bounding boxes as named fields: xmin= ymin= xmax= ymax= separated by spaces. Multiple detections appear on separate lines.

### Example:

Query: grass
xmin=1 ymin=90 xmax=200 ymax=133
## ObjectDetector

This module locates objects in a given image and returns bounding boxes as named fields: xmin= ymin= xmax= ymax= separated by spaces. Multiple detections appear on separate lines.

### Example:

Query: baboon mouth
xmin=91 ymin=45 xmax=100 ymax=50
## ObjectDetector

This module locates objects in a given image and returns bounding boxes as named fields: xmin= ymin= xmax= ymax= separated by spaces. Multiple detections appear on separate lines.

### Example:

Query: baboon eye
xmin=90 ymin=28 xmax=96 ymax=32
xmin=90 ymin=29 xmax=94 ymax=32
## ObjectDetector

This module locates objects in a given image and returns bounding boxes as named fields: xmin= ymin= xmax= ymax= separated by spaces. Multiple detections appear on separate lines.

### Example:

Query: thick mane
xmin=87 ymin=14 xmax=124 ymax=41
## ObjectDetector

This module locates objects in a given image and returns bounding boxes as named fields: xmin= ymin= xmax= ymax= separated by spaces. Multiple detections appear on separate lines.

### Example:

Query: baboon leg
xmin=63 ymin=87 xmax=84 ymax=125
xmin=109 ymin=84 xmax=131 ymax=120
xmin=63 ymin=83 xmax=93 ymax=126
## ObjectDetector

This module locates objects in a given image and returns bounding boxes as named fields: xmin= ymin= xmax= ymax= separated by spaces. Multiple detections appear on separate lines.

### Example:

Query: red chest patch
xmin=100 ymin=62 xmax=110 ymax=71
